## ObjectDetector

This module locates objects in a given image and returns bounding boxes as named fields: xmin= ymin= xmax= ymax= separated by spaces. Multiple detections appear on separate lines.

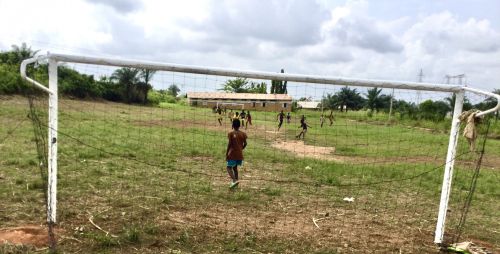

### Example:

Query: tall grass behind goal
xmin=13 ymin=53 xmax=500 ymax=252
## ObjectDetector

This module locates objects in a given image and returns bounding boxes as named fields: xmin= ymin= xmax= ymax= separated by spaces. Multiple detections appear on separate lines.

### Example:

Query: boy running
xmin=228 ymin=109 xmax=234 ymax=122
xmin=217 ymin=106 xmax=223 ymax=126
xmin=296 ymin=115 xmax=311 ymax=139
xmin=226 ymin=119 xmax=248 ymax=189
xmin=328 ymin=110 xmax=335 ymax=126
xmin=240 ymin=110 xmax=246 ymax=127
xmin=286 ymin=112 xmax=291 ymax=123
xmin=246 ymin=111 xmax=252 ymax=129
xmin=277 ymin=110 xmax=285 ymax=131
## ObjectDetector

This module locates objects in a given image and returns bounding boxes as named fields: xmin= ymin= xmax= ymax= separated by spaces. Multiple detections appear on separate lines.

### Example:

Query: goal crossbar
xmin=19 ymin=53 xmax=500 ymax=245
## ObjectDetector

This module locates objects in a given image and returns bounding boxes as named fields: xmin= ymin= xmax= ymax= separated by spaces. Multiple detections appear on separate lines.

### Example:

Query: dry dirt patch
xmin=0 ymin=225 xmax=51 ymax=247
xmin=271 ymin=140 xmax=345 ymax=162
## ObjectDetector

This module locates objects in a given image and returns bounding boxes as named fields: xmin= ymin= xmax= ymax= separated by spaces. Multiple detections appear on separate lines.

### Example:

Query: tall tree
xmin=419 ymin=100 xmax=450 ymax=121
xmin=111 ymin=67 xmax=140 ymax=103
xmin=220 ymin=78 xmax=250 ymax=93
xmin=167 ymin=84 xmax=181 ymax=97
xmin=335 ymin=86 xmax=365 ymax=112
xmin=10 ymin=43 xmax=39 ymax=64
xmin=138 ymin=69 xmax=156 ymax=104
xmin=270 ymin=69 xmax=287 ymax=94
xmin=248 ymin=81 xmax=267 ymax=94
xmin=365 ymin=87 xmax=383 ymax=111
xmin=323 ymin=86 xmax=365 ymax=112
xmin=445 ymin=94 xmax=472 ymax=114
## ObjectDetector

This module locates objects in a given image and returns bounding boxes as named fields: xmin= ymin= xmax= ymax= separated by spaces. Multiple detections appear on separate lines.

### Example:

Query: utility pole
xmin=389 ymin=69 xmax=424 ymax=121
xmin=418 ymin=69 xmax=424 ymax=82
xmin=417 ymin=68 xmax=424 ymax=103
xmin=445 ymin=74 xmax=466 ymax=115
xmin=388 ymin=87 xmax=395 ymax=122
xmin=445 ymin=74 xmax=466 ymax=85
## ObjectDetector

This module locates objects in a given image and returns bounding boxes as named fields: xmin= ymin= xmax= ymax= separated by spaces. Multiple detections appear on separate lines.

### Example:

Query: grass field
xmin=1 ymin=95 xmax=499 ymax=253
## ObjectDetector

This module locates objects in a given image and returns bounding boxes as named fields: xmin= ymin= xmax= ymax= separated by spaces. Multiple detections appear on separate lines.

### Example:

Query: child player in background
xmin=246 ymin=111 xmax=252 ymax=129
xmin=328 ymin=110 xmax=335 ymax=126
xmin=277 ymin=110 xmax=285 ymax=131
xmin=226 ymin=119 xmax=248 ymax=189
xmin=228 ymin=109 xmax=234 ymax=122
xmin=240 ymin=110 xmax=246 ymax=127
xmin=296 ymin=115 xmax=311 ymax=139
xmin=217 ymin=106 xmax=223 ymax=126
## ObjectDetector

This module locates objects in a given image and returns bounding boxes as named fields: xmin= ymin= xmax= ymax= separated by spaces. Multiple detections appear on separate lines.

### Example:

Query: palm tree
xmin=111 ymin=68 xmax=140 ymax=103
xmin=138 ymin=69 xmax=156 ymax=104
xmin=445 ymin=94 xmax=472 ymax=114
xmin=323 ymin=87 xmax=364 ymax=112
xmin=335 ymin=86 xmax=365 ymax=112
xmin=365 ymin=87 xmax=382 ymax=111
xmin=11 ymin=43 xmax=39 ymax=64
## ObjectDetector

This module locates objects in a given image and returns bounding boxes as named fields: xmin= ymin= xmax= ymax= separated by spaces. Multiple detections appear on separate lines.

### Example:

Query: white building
xmin=297 ymin=101 xmax=321 ymax=109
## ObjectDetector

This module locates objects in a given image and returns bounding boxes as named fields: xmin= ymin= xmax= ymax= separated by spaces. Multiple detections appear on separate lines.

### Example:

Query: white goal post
xmin=20 ymin=53 xmax=500 ymax=245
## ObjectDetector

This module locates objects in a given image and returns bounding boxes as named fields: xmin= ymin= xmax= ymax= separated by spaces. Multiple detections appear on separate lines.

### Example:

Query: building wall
xmin=188 ymin=99 xmax=292 ymax=112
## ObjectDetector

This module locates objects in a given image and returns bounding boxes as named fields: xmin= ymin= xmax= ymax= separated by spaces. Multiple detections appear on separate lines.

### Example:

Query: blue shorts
xmin=227 ymin=160 xmax=243 ymax=167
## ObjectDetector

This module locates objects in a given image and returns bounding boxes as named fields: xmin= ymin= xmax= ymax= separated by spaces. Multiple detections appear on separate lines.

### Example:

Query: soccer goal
xmin=18 ymin=53 xmax=499 ymax=252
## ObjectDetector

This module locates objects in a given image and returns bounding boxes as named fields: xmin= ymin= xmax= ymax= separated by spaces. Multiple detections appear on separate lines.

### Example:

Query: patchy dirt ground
xmin=0 ymin=225 xmax=51 ymax=247
xmin=2 ymin=97 xmax=498 ymax=253
xmin=271 ymin=140 xmax=342 ymax=162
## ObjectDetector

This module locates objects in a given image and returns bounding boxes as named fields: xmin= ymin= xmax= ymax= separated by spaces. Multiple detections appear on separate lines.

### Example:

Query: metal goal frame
xmin=20 ymin=52 xmax=500 ymax=245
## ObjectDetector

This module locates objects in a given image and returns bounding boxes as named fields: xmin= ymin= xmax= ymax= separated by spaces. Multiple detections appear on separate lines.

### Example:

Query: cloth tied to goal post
xmin=458 ymin=110 xmax=480 ymax=152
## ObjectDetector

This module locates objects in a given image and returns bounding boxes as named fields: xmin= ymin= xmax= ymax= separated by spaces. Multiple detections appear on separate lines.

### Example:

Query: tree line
xmin=1 ymin=44 xmax=498 ymax=120
xmin=220 ymin=69 xmax=288 ymax=94
xmin=0 ymin=43 xmax=181 ymax=104
xmin=322 ymin=86 xmax=499 ymax=121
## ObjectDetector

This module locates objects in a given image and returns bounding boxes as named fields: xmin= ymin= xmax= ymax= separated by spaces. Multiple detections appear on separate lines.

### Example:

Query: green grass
xmin=1 ymin=95 xmax=499 ymax=253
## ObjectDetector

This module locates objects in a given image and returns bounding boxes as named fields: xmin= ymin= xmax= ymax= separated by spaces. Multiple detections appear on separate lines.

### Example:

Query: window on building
xmin=262 ymin=102 xmax=266 ymax=107
xmin=283 ymin=103 xmax=287 ymax=108
xmin=253 ymin=102 xmax=256 ymax=107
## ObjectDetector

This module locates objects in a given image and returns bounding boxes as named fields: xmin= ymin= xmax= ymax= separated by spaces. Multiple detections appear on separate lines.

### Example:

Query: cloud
xmin=85 ymin=0 xmax=142 ymax=13
xmin=1 ymin=0 xmax=499 ymax=93
xmin=404 ymin=12 xmax=500 ymax=54
xmin=330 ymin=18 xmax=404 ymax=53
xmin=197 ymin=0 xmax=330 ymax=47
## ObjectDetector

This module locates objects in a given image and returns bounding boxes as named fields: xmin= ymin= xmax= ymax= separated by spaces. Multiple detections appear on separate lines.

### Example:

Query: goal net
xmin=4 ymin=53 xmax=498 ymax=252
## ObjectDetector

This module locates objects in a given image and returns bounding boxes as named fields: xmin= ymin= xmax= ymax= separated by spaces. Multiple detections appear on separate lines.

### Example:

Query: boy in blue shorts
xmin=226 ymin=119 xmax=248 ymax=188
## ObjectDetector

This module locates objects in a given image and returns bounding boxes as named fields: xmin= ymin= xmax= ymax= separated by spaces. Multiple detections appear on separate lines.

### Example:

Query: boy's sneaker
xmin=229 ymin=181 xmax=239 ymax=189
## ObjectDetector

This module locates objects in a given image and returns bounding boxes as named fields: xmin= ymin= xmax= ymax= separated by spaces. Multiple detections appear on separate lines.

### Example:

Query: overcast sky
xmin=0 ymin=0 xmax=499 ymax=95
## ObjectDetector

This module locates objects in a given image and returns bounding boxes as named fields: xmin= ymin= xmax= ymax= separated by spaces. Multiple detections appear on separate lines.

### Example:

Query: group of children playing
xmin=277 ymin=110 xmax=335 ymax=139
xmin=216 ymin=107 xmax=252 ymax=129
xmin=224 ymin=108 xmax=336 ymax=189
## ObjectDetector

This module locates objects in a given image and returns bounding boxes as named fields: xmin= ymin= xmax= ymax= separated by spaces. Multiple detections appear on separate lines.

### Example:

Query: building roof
xmin=297 ymin=101 xmax=321 ymax=109
xmin=187 ymin=92 xmax=292 ymax=101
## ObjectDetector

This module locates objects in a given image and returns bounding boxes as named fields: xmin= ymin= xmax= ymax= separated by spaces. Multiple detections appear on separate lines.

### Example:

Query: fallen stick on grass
xmin=59 ymin=235 xmax=82 ymax=243
xmin=312 ymin=217 xmax=328 ymax=229
xmin=89 ymin=215 xmax=118 ymax=238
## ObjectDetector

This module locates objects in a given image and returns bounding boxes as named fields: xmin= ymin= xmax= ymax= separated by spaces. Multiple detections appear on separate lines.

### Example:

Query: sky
xmin=0 ymin=0 xmax=499 ymax=98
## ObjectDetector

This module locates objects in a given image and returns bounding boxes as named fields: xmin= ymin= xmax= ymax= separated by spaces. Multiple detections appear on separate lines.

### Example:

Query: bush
xmin=148 ymin=90 xmax=177 ymax=105
xmin=59 ymin=67 xmax=102 ymax=98
xmin=366 ymin=109 xmax=373 ymax=118
xmin=0 ymin=64 xmax=25 ymax=94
